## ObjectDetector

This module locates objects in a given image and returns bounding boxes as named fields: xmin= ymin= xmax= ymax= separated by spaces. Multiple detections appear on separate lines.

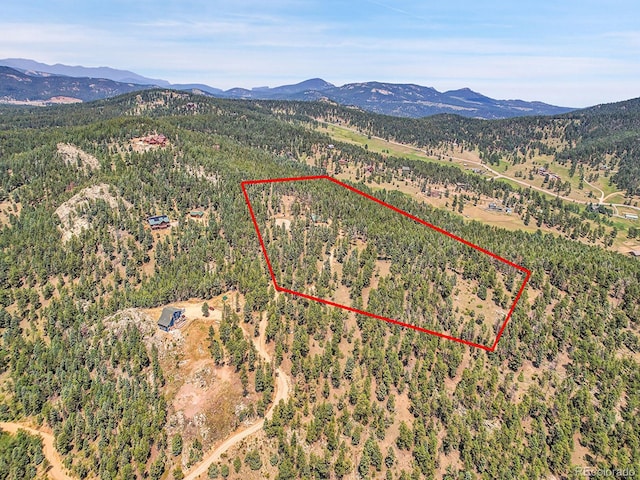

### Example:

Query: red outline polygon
xmin=241 ymin=175 xmax=531 ymax=351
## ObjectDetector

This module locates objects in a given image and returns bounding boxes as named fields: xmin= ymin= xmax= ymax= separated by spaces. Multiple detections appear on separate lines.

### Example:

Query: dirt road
xmin=325 ymin=121 xmax=640 ymax=212
xmin=183 ymin=316 xmax=290 ymax=480
xmin=0 ymin=422 xmax=73 ymax=480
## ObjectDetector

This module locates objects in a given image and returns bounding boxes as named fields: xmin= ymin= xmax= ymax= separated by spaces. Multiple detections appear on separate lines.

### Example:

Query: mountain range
xmin=0 ymin=58 xmax=576 ymax=119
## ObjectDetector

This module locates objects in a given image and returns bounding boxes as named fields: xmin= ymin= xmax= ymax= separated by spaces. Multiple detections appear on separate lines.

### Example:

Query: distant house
xmin=158 ymin=307 xmax=185 ymax=331
xmin=143 ymin=134 xmax=167 ymax=146
xmin=148 ymin=215 xmax=171 ymax=230
xmin=338 ymin=159 xmax=349 ymax=165
xmin=624 ymin=213 xmax=638 ymax=220
xmin=629 ymin=250 xmax=640 ymax=257
xmin=190 ymin=210 xmax=205 ymax=218
xmin=401 ymin=166 xmax=411 ymax=173
xmin=311 ymin=214 xmax=326 ymax=224
xmin=488 ymin=203 xmax=504 ymax=212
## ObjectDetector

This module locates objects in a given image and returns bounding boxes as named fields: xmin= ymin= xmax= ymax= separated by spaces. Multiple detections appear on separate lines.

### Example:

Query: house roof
xmin=629 ymin=250 xmax=640 ymax=257
xmin=148 ymin=215 xmax=170 ymax=226
xmin=158 ymin=306 xmax=183 ymax=327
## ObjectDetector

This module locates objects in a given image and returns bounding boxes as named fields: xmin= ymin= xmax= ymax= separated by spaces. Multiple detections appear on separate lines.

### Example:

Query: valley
xmin=310 ymin=118 xmax=640 ymax=255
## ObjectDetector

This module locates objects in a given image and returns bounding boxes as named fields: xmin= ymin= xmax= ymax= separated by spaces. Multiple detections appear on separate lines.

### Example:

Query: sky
xmin=1 ymin=0 xmax=639 ymax=107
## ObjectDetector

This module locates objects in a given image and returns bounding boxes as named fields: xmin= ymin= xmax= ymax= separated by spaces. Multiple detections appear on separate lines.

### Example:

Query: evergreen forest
xmin=0 ymin=90 xmax=638 ymax=479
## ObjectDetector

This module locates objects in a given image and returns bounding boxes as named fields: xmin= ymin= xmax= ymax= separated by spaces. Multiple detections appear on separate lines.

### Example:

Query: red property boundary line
xmin=241 ymin=175 xmax=531 ymax=352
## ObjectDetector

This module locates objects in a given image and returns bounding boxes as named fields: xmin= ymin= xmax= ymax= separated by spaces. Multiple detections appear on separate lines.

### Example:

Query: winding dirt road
xmin=0 ymin=422 xmax=73 ymax=480
xmin=184 ymin=316 xmax=291 ymax=480
xmin=326 ymin=121 xmax=640 ymax=212
xmin=1 ymin=311 xmax=291 ymax=480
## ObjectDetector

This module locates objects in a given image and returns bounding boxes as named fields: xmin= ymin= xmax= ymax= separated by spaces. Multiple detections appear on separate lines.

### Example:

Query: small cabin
xmin=158 ymin=307 xmax=185 ymax=331
xmin=148 ymin=215 xmax=170 ymax=230
xmin=624 ymin=213 xmax=638 ymax=220
xmin=190 ymin=210 xmax=205 ymax=218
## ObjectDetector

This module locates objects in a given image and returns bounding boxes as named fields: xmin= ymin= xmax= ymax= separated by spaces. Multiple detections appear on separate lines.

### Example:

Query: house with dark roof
xmin=158 ymin=307 xmax=184 ymax=331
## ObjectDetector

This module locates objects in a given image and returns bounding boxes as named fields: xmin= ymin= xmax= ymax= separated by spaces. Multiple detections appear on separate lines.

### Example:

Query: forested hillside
xmin=263 ymin=98 xmax=640 ymax=195
xmin=0 ymin=90 xmax=639 ymax=479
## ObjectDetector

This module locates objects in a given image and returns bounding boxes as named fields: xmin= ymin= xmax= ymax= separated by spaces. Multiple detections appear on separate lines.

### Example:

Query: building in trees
xmin=158 ymin=307 xmax=185 ymax=331
xmin=148 ymin=215 xmax=171 ymax=230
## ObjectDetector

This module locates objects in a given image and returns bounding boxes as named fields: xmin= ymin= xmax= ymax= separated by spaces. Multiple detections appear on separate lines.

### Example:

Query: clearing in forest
xmin=242 ymin=176 xmax=530 ymax=351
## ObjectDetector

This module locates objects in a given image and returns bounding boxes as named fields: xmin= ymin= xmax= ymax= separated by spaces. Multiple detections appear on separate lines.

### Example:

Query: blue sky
xmin=1 ymin=0 xmax=639 ymax=106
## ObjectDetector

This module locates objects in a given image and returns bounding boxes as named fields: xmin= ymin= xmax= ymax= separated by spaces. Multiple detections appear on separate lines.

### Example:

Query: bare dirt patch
xmin=0 ymin=199 xmax=21 ymax=227
xmin=141 ymin=295 xmax=263 ymax=459
xmin=274 ymin=218 xmax=291 ymax=230
xmin=104 ymin=295 xmax=260 ymax=472
xmin=57 ymin=143 xmax=100 ymax=170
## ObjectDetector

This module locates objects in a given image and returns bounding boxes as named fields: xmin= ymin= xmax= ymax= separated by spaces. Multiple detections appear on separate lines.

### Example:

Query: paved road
xmin=0 ymin=422 xmax=73 ymax=480
xmin=183 ymin=316 xmax=291 ymax=480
